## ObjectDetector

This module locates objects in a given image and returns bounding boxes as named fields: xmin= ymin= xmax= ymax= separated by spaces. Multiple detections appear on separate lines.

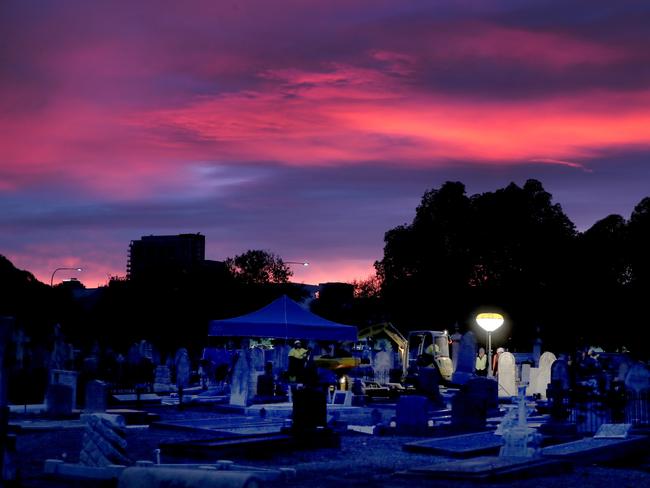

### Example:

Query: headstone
xmin=546 ymin=359 xmax=571 ymax=422
xmin=292 ymin=387 xmax=327 ymax=431
xmin=84 ymin=380 xmax=107 ymax=413
xmin=615 ymin=356 xmax=634 ymax=382
xmin=48 ymin=369 xmax=78 ymax=410
xmin=497 ymin=352 xmax=517 ymax=398
xmin=332 ymin=390 xmax=352 ymax=406
xmin=79 ymin=413 xmax=129 ymax=466
xmin=550 ymin=359 xmax=570 ymax=389
xmin=451 ymin=377 xmax=497 ymax=431
xmin=229 ymin=349 xmax=252 ymax=407
xmin=397 ymin=395 xmax=429 ymax=434
xmin=373 ymin=351 xmax=393 ymax=385
xmin=450 ymin=326 xmax=463 ymax=372
xmin=45 ymin=384 xmax=74 ymax=416
xmin=153 ymin=365 xmax=172 ymax=393
xmin=174 ymin=349 xmax=191 ymax=390
xmin=624 ymin=364 xmax=650 ymax=394
xmin=418 ymin=367 xmax=443 ymax=405
xmin=451 ymin=331 xmax=476 ymax=385
xmin=527 ymin=352 xmax=556 ymax=399
xmin=624 ymin=364 xmax=650 ymax=425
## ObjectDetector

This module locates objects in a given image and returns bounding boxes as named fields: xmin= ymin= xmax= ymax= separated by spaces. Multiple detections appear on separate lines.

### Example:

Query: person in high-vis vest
xmin=288 ymin=340 xmax=309 ymax=382
xmin=475 ymin=347 xmax=488 ymax=376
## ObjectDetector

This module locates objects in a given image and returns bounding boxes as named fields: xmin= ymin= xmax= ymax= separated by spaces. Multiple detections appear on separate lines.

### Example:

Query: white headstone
xmin=527 ymin=352 xmax=556 ymax=399
xmin=373 ymin=351 xmax=393 ymax=385
xmin=498 ymin=352 xmax=517 ymax=398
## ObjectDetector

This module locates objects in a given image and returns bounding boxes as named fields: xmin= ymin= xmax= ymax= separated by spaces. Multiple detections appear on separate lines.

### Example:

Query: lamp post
xmin=476 ymin=312 xmax=504 ymax=377
xmin=50 ymin=267 xmax=82 ymax=287
xmin=285 ymin=261 xmax=309 ymax=267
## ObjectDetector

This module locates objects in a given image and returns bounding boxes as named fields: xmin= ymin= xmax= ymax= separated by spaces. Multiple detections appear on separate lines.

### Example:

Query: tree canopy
xmin=375 ymin=179 xmax=649 ymax=353
xmin=226 ymin=249 xmax=292 ymax=285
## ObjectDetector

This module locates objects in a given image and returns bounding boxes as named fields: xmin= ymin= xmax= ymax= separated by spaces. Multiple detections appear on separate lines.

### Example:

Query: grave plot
xmin=403 ymin=431 xmax=504 ymax=457
xmin=151 ymin=415 xmax=286 ymax=435
xmin=396 ymin=456 xmax=571 ymax=481
xmin=541 ymin=435 xmax=650 ymax=465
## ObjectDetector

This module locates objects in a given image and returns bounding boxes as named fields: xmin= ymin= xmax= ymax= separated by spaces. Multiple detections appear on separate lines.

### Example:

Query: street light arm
xmin=50 ymin=267 xmax=83 ymax=287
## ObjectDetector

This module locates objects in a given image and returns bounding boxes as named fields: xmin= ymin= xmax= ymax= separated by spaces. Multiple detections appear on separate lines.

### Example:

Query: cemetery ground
xmin=11 ymin=403 xmax=650 ymax=488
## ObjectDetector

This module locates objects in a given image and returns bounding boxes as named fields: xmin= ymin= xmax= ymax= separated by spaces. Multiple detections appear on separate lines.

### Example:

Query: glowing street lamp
xmin=50 ymin=267 xmax=83 ymax=287
xmin=476 ymin=312 xmax=504 ymax=377
xmin=285 ymin=261 xmax=309 ymax=267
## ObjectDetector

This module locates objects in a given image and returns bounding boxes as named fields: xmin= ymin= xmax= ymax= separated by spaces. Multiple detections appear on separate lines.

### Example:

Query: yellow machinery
xmin=406 ymin=330 xmax=453 ymax=382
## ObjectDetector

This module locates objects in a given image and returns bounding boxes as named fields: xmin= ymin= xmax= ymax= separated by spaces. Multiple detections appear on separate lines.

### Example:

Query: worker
xmin=492 ymin=347 xmax=505 ymax=375
xmin=475 ymin=347 xmax=487 ymax=376
xmin=425 ymin=342 xmax=440 ymax=356
xmin=288 ymin=340 xmax=309 ymax=382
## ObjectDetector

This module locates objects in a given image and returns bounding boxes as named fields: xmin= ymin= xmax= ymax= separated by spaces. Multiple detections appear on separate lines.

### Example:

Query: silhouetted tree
xmin=226 ymin=250 xmax=292 ymax=285
xmin=376 ymin=180 xmax=577 ymax=350
xmin=574 ymin=214 xmax=631 ymax=348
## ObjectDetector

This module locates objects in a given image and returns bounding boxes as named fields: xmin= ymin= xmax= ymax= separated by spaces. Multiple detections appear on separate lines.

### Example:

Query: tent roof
xmin=208 ymin=295 xmax=357 ymax=342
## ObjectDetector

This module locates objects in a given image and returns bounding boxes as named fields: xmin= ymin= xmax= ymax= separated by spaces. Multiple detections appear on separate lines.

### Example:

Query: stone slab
xmin=161 ymin=428 xmax=340 ymax=458
xmin=151 ymin=416 xmax=285 ymax=435
xmin=594 ymin=423 xmax=632 ymax=439
xmin=44 ymin=459 xmax=125 ymax=479
xmin=398 ymin=456 xmax=570 ymax=480
xmin=541 ymin=435 xmax=649 ymax=464
xmin=111 ymin=394 xmax=161 ymax=405
xmin=403 ymin=431 xmax=504 ymax=457
xmin=106 ymin=409 xmax=160 ymax=425
xmin=9 ymin=419 xmax=86 ymax=432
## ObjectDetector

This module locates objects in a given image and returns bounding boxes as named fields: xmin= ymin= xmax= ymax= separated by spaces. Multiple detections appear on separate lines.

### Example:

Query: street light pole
xmin=476 ymin=313 xmax=504 ymax=377
xmin=285 ymin=261 xmax=309 ymax=267
xmin=50 ymin=267 xmax=83 ymax=287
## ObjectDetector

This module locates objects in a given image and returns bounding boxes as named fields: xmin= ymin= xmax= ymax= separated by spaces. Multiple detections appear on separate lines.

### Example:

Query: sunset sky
xmin=2 ymin=1 xmax=650 ymax=287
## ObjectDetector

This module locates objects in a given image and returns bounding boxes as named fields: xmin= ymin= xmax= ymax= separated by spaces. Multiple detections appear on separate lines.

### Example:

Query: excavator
xmin=357 ymin=323 xmax=454 ymax=383
xmin=405 ymin=330 xmax=454 ymax=382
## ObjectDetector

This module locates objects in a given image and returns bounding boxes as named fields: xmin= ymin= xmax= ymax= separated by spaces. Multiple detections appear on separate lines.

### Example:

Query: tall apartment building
xmin=127 ymin=233 xmax=206 ymax=281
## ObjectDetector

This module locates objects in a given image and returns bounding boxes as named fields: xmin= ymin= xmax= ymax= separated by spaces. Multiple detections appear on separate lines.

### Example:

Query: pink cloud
xmin=434 ymin=23 xmax=626 ymax=68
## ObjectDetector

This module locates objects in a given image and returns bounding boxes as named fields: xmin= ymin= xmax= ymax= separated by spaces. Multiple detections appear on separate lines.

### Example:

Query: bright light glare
xmin=476 ymin=312 xmax=504 ymax=332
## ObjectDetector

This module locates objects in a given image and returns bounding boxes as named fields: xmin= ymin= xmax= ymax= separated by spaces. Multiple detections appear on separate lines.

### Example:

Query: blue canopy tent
xmin=208 ymin=295 xmax=357 ymax=342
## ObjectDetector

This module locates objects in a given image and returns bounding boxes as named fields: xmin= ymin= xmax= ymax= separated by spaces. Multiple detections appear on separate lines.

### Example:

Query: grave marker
xmin=527 ymin=352 xmax=556 ymax=399
xmin=84 ymin=380 xmax=107 ymax=413
xmin=451 ymin=332 xmax=477 ymax=385
xmin=497 ymin=352 xmax=517 ymax=398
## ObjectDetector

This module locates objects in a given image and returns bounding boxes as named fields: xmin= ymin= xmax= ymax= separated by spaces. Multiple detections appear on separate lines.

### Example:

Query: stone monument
xmin=84 ymin=380 xmax=107 ymax=413
xmin=153 ymin=365 xmax=172 ymax=393
xmin=451 ymin=331 xmax=477 ymax=385
xmin=499 ymin=386 xmax=541 ymax=457
xmin=79 ymin=413 xmax=130 ymax=467
xmin=451 ymin=377 xmax=497 ymax=431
